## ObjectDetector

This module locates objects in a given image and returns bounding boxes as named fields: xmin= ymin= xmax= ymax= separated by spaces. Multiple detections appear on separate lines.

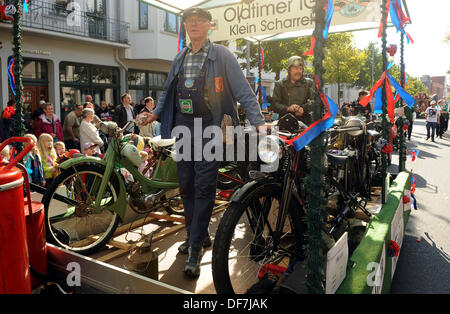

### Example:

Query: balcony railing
xmin=15 ymin=0 xmax=129 ymax=44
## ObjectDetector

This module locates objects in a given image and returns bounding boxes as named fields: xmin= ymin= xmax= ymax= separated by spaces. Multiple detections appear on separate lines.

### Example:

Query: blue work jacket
xmin=154 ymin=42 xmax=265 ymax=139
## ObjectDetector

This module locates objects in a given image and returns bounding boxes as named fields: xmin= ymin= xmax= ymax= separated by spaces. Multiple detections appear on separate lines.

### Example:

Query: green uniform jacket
xmin=271 ymin=76 xmax=315 ymax=124
xmin=403 ymin=105 xmax=413 ymax=122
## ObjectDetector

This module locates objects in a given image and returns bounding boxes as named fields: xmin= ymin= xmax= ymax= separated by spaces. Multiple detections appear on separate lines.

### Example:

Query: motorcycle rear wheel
xmin=212 ymin=184 xmax=306 ymax=294
xmin=42 ymin=164 xmax=120 ymax=255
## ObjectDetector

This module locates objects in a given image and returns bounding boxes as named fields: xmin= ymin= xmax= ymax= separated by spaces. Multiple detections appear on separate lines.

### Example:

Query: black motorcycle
xmin=212 ymin=114 xmax=375 ymax=294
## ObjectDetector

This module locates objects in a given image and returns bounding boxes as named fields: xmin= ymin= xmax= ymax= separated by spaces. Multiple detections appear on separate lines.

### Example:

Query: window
xmin=128 ymin=70 xmax=167 ymax=104
xmin=163 ymin=10 xmax=180 ymax=34
xmin=87 ymin=0 xmax=106 ymax=16
xmin=139 ymin=1 xmax=148 ymax=30
xmin=16 ymin=59 xmax=48 ymax=82
xmin=128 ymin=71 xmax=146 ymax=86
xmin=60 ymin=62 xmax=119 ymax=115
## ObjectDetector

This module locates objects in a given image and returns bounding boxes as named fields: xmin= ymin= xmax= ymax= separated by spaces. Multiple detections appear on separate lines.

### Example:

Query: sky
xmin=352 ymin=0 xmax=450 ymax=79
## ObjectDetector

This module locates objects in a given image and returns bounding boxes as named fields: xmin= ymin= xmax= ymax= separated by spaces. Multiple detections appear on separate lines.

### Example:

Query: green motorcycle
xmin=42 ymin=122 xmax=181 ymax=255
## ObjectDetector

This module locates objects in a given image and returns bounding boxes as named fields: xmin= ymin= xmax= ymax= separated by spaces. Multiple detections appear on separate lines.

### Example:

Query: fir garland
xmin=12 ymin=0 xmax=26 ymax=150
xmin=304 ymin=0 xmax=328 ymax=294
xmin=398 ymin=32 xmax=407 ymax=172
xmin=381 ymin=0 xmax=389 ymax=204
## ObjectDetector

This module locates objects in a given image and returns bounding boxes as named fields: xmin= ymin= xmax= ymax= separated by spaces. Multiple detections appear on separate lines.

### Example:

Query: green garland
xmin=381 ymin=0 xmax=389 ymax=204
xmin=304 ymin=0 xmax=328 ymax=294
xmin=398 ymin=33 xmax=407 ymax=172
xmin=12 ymin=0 xmax=27 ymax=149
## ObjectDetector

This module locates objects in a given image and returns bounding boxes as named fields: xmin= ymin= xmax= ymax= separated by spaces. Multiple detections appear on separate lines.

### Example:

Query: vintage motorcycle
xmin=211 ymin=114 xmax=374 ymax=294
xmin=42 ymin=121 xmax=182 ymax=255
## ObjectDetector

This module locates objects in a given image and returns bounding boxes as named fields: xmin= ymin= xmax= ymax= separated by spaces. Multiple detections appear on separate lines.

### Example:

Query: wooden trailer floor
xmin=32 ymin=187 xmax=383 ymax=295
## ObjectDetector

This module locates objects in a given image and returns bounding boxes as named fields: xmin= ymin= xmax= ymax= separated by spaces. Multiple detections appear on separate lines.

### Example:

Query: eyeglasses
xmin=185 ymin=18 xmax=209 ymax=25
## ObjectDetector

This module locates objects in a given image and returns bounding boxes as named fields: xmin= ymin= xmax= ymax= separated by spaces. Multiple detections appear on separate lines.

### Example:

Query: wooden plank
xmin=96 ymin=200 xmax=229 ymax=263
xmin=114 ymin=216 xmax=158 ymax=236
xmin=148 ymin=212 xmax=185 ymax=224
xmin=152 ymin=224 xmax=186 ymax=243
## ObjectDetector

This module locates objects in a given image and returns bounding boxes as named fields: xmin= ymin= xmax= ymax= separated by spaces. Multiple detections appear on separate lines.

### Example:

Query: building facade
xmin=0 ymin=0 xmax=179 ymax=121
xmin=420 ymin=75 xmax=448 ymax=100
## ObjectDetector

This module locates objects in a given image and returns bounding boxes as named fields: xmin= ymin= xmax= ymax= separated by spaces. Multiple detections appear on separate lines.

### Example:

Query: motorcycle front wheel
xmin=42 ymin=164 xmax=120 ymax=255
xmin=212 ymin=184 xmax=306 ymax=294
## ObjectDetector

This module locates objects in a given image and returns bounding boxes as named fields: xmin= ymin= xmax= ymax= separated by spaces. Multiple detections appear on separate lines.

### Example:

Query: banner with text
xmin=208 ymin=0 xmax=382 ymax=42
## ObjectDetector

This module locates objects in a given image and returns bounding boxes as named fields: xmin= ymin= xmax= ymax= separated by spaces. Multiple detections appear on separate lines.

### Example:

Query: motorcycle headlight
xmin=257 ymin=135 xmax=282 ymax=164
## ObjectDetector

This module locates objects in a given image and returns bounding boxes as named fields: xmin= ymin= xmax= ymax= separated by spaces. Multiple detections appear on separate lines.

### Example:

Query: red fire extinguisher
xmin=0 ymin=137 xmax=34 ymax=294
xmin=16 ymin=162 xmax=47 ymax=290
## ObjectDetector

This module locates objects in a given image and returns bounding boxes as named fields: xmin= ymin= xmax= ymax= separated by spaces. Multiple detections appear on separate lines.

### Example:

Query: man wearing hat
xmin=141 ymin=7 xmax=265 ymax=277
xmin=271 ymin=56 xmax=314 ymax=125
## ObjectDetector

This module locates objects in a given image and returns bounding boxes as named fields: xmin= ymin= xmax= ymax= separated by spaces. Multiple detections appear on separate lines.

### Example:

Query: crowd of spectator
xmin=0 ymin=93 xmax=161 ymax=189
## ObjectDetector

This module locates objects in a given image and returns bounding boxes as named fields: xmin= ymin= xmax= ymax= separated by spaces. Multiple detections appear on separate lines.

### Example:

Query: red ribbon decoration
xmin=303 ymin=36 xmax=316 ymax=56
xmin=385 ymin=78 xmax=395 ymax=123
xmin=258 ymin=264 xmax=287 ymax=279
xmin=2 ymin=106 xmax=15 ymax=119
xmin=388 ymin=240 xmax=401 ymax=257
xmin=403 ymin=195 xmax=410 ymax=204
xmin=382 ymin=145 xmax=393 ymax=154
xmin=360 ymin=71 xmax=387 ymax=107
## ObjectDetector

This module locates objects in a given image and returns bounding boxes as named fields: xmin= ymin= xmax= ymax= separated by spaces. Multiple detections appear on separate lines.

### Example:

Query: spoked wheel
xmin=42 ymin=164 xmax=120 ymax=255
xmin=212 ymin=184 xmax=306 ymax=294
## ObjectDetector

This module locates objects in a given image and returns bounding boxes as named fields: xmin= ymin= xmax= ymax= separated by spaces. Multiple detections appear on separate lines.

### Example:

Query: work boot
xmin=184 ymin=244 xmax=203 ymax=278
xmin=178 ymin=235 xmax=212 ymax=254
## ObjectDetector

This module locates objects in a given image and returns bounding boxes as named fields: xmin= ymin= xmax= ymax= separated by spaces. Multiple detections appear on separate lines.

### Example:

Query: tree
xmin=355 ymin=42 xmax=384 ymax=89
xmin=322 ymin=33 xmax=366 ymax=106
xmin=235 ymin=37 xmax=312 ymax=81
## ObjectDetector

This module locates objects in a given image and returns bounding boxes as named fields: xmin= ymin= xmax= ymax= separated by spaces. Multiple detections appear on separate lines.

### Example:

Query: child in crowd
xmin=38 ymin=133 xmax=59 ymax=188
xmin=54 ymin=141 xmax=66 ymax=163
xmin=1 ymin=144 xmax=10 ymax=162
xmin=23 ymin=133 xmax=46 ymax=187
xmin=138 ymin=150 xmax=151 ymax=178
xmin=84 ymin=142 xmax=101 ymax=158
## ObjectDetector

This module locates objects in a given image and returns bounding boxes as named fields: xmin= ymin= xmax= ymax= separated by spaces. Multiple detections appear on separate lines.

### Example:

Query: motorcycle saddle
xmin=151 ymin=135 xmax=176 ymax=148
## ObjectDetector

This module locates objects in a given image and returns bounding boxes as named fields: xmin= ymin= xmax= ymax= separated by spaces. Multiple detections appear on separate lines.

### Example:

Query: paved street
xmin=390 ymin=119 xmax=450 ymax=293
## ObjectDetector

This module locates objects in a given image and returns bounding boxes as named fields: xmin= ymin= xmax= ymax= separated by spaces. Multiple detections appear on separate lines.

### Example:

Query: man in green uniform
xmin=403 ymin=104 xmax=414 ymax=140
xmin=271 ymin=56 xmax=314 ymax=125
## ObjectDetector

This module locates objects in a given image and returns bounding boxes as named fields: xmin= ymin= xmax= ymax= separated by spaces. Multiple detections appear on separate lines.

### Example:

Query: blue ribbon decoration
xmin=290 ymin=95 xmax=338 ymax=152
xmin=374 ymin=87 xmax=383 ymax=114
xmin=323 ymin=0 xmax=334 ymax=39
xmin=387 ymin=73 xmax=415 ymax=108
xmin=410 ymin=193 xmax=417 ymax=210
xmin=390 ymin=0 xmax=412 ymax=44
